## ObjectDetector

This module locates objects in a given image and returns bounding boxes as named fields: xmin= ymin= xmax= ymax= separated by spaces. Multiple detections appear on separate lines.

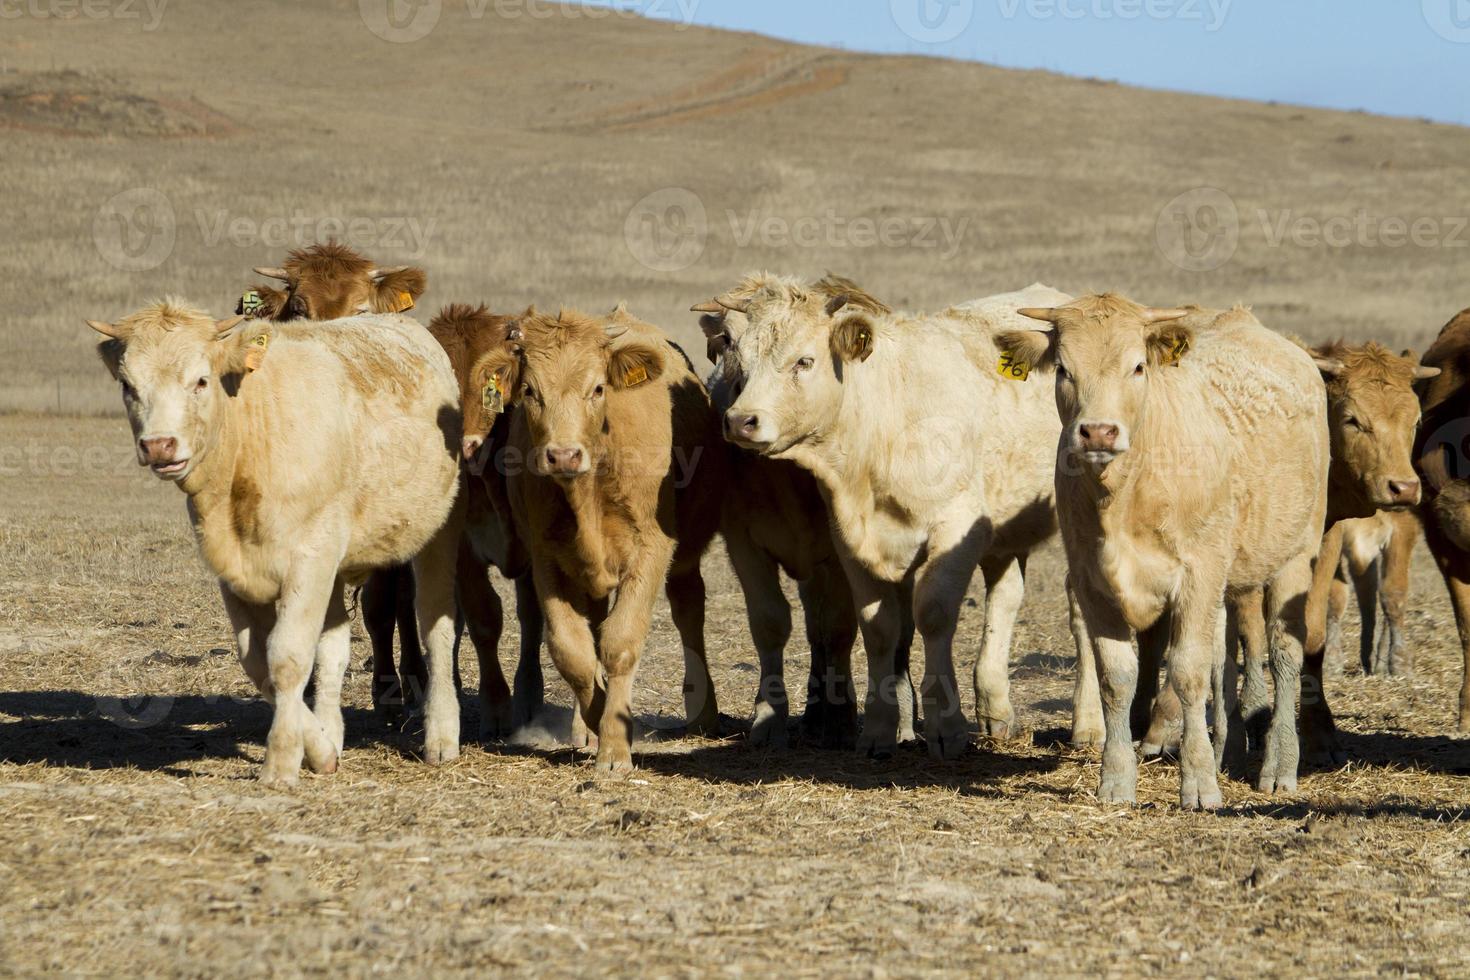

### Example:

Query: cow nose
xmin=545 ymin=447 xmax=584 ymax=474
xmin=725 ymin=410 xmax=760 ymax=440
xmin=1388 ymin=478 xmax=1421 ymax=505
xmin=1078 ymin=423 xmax=1119 ymax=451
xmin=462 ymin=435 xmax=484 ymax=462
xmin=139 ymin=436 xmax=178 ymax=464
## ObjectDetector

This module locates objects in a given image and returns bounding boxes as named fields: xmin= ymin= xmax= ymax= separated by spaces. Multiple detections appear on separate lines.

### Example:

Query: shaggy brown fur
xmin=240 ymin=241 xmax=428 ymax=322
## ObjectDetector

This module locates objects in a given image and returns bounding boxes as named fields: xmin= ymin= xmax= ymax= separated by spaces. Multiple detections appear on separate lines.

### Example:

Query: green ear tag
xmin=482 ymin=378 xmax=505 ymax=415
xmin=240 ymin=290 xmax=265 ymax=316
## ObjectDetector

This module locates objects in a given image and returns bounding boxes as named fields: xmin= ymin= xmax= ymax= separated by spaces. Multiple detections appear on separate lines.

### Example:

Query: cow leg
xmin=1137 ymin=611 xmax=1178 ymax=756
xmin=395 ymin=566 xmax=429 ymax=709
xmin=260 ymin=560 xmax=338 ymax=786
xmin=1167 ymin=580 xmax=1227 ymax=812
xmin=456 ymin=540 xmax=511 ymax=741
xmin=1220 ymin=599 xmax=1249 ymax=778
xmin=726 ymin=533 xmax=793 ymax=748
xmin=1302 ymin=526 xmax=1346 ymax=768
xmin=1064 ymin=578 xmax=1103 ymax=750
xmin=360 ymin=569 xmax=402 ymax=724
xmin=1443 ymin=570 xmax=1470 ymax=733
xmin=846 ymin=558 xmax=904 ymax=759
xmin=1211 ymin=608 xmax=1232 ymax=772
xmin=913 ymin=529 xmax=984 ymax=761
xmin=894 ymin=575 xmax=919 ymax=744
xmin=536 ymin=564 xmax=602 ymax=751
xmin=221 ymin=584 xmax=275 ymax=698
xmin=667 ymin=563 xmax=719 ymax=738
xmin=1350 ymin=553 xmax=1382 ymax=676
xmin=412 ymin=522 xmax=461 ymax=765
xmin=1075 ymin=583 xmax=1139 ymax=804
xmin=1234 ymin=588 xmax=1271 ymax=752
xmin=510 ymin=573 xmax=545 ymax=727
xmin=1258 ymin=552 xmax=1313 ymax=794
xmin=597 ymin=556 xmax=668 ymax=772
xmin=1131 ymin=610 xmax=1164 ymax=742
xmin=1324 ymin=566 xmax=1349 ymax=678
xmin=801 ymin=558 xmax=859 ymax=750
xmin=1379 ymin=517 xmax=1414 ymax=677
xmin=972 ymin=554 xmax=1023 ymax=740
xmin=311 ymin=580 xmax=351 ymax=757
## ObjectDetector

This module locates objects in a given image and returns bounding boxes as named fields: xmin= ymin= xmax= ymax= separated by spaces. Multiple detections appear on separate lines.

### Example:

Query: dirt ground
xmin=2 ymin=415 xmax=1469 ymax=977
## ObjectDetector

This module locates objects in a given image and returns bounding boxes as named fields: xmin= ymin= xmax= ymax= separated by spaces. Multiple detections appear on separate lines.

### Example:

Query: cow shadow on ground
xmin=0 ymin=689 xmax=403 ymax=775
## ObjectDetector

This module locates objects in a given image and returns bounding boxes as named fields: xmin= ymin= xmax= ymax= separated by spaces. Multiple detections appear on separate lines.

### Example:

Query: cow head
xmin=1002 ymin=294 xmax=1194 ymax=470
xmin=89 ymin=300 xmax=270 ymax=484
xmin=248 ymin=241 xmax=426 ymax=321
xmin=711 ymin=273 xmax=890 ymax=455
xmin=1313 ymin=341 xmax=1439 ymax=511
xmin=469 ymin=308 xmax=665 ymax=480
xmin=427 ymin=303 xmax=530 ymax=465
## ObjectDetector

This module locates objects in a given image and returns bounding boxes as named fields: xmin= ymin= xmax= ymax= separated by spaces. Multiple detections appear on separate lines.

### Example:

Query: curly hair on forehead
xmin=281 ymin=241 xmax=374 ymax=282
xmin=1312 ymin=340 xmax=1423 ymax=389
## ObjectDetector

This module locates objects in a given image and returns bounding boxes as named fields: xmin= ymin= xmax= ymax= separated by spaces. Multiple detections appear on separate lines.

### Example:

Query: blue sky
xmin=604 ymin=0 xmax=1470 ymax=126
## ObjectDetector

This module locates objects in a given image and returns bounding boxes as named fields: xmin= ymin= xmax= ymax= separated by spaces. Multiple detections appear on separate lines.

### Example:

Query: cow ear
xmin=1312 ymin=356 xmax=1345 ymax=378
xmin=237 ymin=284 xmax=286 ymax=319
xmin=608 ymin=342 xmax=665 ymax=390
xmin=698 ymin=312 xmax=732 ymax=364
xmin=216 ymin=322 xmax=273 ymax=379
xmin=370 ymin=266 xmax=428 ymax=314
xmin=95 ymin=338 xmax=125 ymax=380
xmin=1147 ymin=323 xmax=1194 ymax=368
xmin=995 ymin=329 xmax=1056 ymax=376
xmin=830 ymin=311 xmax=876 ymax=363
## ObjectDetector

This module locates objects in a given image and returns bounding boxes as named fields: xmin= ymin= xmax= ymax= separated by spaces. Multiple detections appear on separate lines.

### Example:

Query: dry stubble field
xmin=4 ymin=2 xmax=1470 ymax=976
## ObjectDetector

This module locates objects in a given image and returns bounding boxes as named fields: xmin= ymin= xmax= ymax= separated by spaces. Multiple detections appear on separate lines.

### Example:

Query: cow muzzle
xmin=139 ymin=435 xmax=190 ymax=480
xmin=1073 ymin=420 xmax=1128 ymax=464
xmin=724 ymin=408 xmax=774 ymax=450
xmin=1378 ymin=477 xmax=1422 ymax=509
xmin=540 ymin=444 xmax=588 ymax=479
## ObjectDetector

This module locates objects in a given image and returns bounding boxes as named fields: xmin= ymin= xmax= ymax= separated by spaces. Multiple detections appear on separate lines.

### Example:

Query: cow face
xmin=1003 ymin=295 xmax=1193 ymax=470
xmin=89 ymin=303 xmax=268 ymax=483
xmin=248 ymin=242 xmax=426 ymax=322
xmin=1314 ymin=343 xmax=1439 ymax=510
xmin=426 ymin=303 xmax=527 ymax=464
xmin=716 ymin=277 xmax=888 ymax=456
xmin=470 ymin=310 xmax=665 ymax=481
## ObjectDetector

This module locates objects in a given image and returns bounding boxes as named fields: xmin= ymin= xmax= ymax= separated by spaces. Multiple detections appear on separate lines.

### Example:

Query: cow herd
xmin=84 ymin=242 xmax=1470 ymax=809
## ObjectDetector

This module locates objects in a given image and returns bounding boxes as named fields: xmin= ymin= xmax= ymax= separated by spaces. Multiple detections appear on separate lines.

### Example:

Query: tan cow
xmin=90 ymin=301 xmax=463 ymax=783
xmin=427 ymin=303 xmax=546 ymax=738
xmin=694 ymin=276 xmax=917 ymax=749
xmin=1326 ymin=511 xmax=1419 ymax=677
xmin=238 ymin=242 xmax=431 ymax=720
xmin=1001 ymin=296 xmax=1328 ymax=809
xmin=469 ymin=306 xmax=728 ymax=770
xmin=720 ymin=276 xmax=1083 ymax=760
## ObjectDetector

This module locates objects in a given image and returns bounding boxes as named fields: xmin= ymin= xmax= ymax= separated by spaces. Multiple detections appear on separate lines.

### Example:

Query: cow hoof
xmin=595 ymin=749 xmax=634 ymax=773
xmin=748 ymin=706 xmax=789 ymax=750
xmin=479 ymin=699 xmax=515 ymax=742
xmin=858 ymin=730 xmax=896 ymax=760
xmin=1180 ymin=774 xmax=1222 ymax=811
xmin=686 ymin=712 xmax=722 ymax=740
xmin=1097 ymin=775 xmax=1136 ymax=805
xmin=926 ymin=723 xmax=969 ymax=761
xmin=423 ymin=738 xmax=460 ymax=766
xmin=822 ymin=710 xmax=858 ymax=751
xmin=258 ymin=766 xmax=300 ymax=788
xmin=979 ymin=715 xmax=1014 ymax=741
xmin=1069 ymin=722 xmax=1104 ymax=751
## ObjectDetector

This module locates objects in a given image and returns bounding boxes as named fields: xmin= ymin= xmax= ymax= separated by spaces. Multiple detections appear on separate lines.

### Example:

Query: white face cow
xmin=89 ymin=302 xmax=266 ymax=483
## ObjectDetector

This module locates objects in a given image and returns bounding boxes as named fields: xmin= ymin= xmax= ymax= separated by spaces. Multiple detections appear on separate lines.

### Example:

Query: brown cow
xmin=469 ymin=306 xmax=728 ymax=770
xmin=694 ymin=276 xmax=917 ymax=750
xmin=1413 ymin=307 xmax=1470 ymax=731
xmin=427 ymin=303 xmax=546 ymax=737
xmin=1003 ymin=296 xmax=1328 ymax=808
xmin=236 ymin=242 xmax=431 ymax=720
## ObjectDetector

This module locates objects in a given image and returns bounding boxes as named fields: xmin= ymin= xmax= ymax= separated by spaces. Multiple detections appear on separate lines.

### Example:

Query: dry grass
xmin=3 ymin=416 xmax=1470 ymax=976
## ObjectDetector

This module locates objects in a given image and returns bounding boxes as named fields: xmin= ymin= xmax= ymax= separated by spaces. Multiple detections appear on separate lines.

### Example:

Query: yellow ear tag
xmin=395 ymin=290 xmax=415 ymax=313
xmin=244 ymin=331 xmax=270 ymax=373
xmin=482 ymin=377 xmax=505 ymax=416
xmin=997 ymin=350 xmax=1030 ymax=381
xmin=623 ymin=364 xmax=649 ymax=388
xmin=1162 ymin=334 xmax=1190 ymax=366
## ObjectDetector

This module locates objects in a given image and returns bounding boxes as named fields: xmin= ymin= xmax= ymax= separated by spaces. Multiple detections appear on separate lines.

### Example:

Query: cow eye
xmin=1056 ymin=365 xmax=1069 ymax=381
xmin=1134 ymin=363 xmax=1145 ymax=376
xmin=795 ymin=356 xmax=815 ymax=372
xmin=195 ymin=377 xmax=209 ymax=392
xmin=593 ymin=384 xmax=605 ymax=398
xmin=522 ymin=383 xmax=535 ymax=399
xmin=1344 ymin=416 xmax=1361 ymax=430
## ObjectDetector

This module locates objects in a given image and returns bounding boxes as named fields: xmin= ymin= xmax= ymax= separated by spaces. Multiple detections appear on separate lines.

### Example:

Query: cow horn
xmin=1017 ymin=307 xmax=1060 ymax=324
xmin=369 ymin=266 xmax=410 ymax=281
xmin=604 ymin=323 xmax=629 ymax=340
xmin=87 ymin=319 xmax=121 ymax=339
xmin=215 ymin=315 xmax=247 ymax=335
xmin=253 ymin=266 xmax=291 ymax=282
xmin=1141 ymin=308 xmax=1190 ymax=324
xmin=1414 ymin=365 xmax=1443 ymax=381
xmin=824 ymin=293 xmax=852 ymax=318
xmin=718 ymin=296 xmax=751 ymax=315
xmin=690 ymin=300 xmax=724 ymax=314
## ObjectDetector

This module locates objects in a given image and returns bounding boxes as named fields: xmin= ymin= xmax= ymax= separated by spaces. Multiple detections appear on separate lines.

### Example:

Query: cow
xmin=1412 ymin=307 xmax=1470 ymax=732
xmin=89 ymin=300 xmax=463 ymax=783
xmin=718 ymin=275 xmax=1085 ymax=760
xmin=237 ymin=242 xmax=431 ymax=720
xmin=1000 ymin=295 xmax=1328 ymax=809
xmin=1325 ymin=511 xmax=1419 ymax=677
xmin=693 ymin=276 xmax=917 ymax=750
xmin=468 ymin=305 xmax=728 ymax=771
xmin=427 ymin=303 xmax=546 ymax=738
xmin=1135 ymin=341 xmax=1436 ymax=767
